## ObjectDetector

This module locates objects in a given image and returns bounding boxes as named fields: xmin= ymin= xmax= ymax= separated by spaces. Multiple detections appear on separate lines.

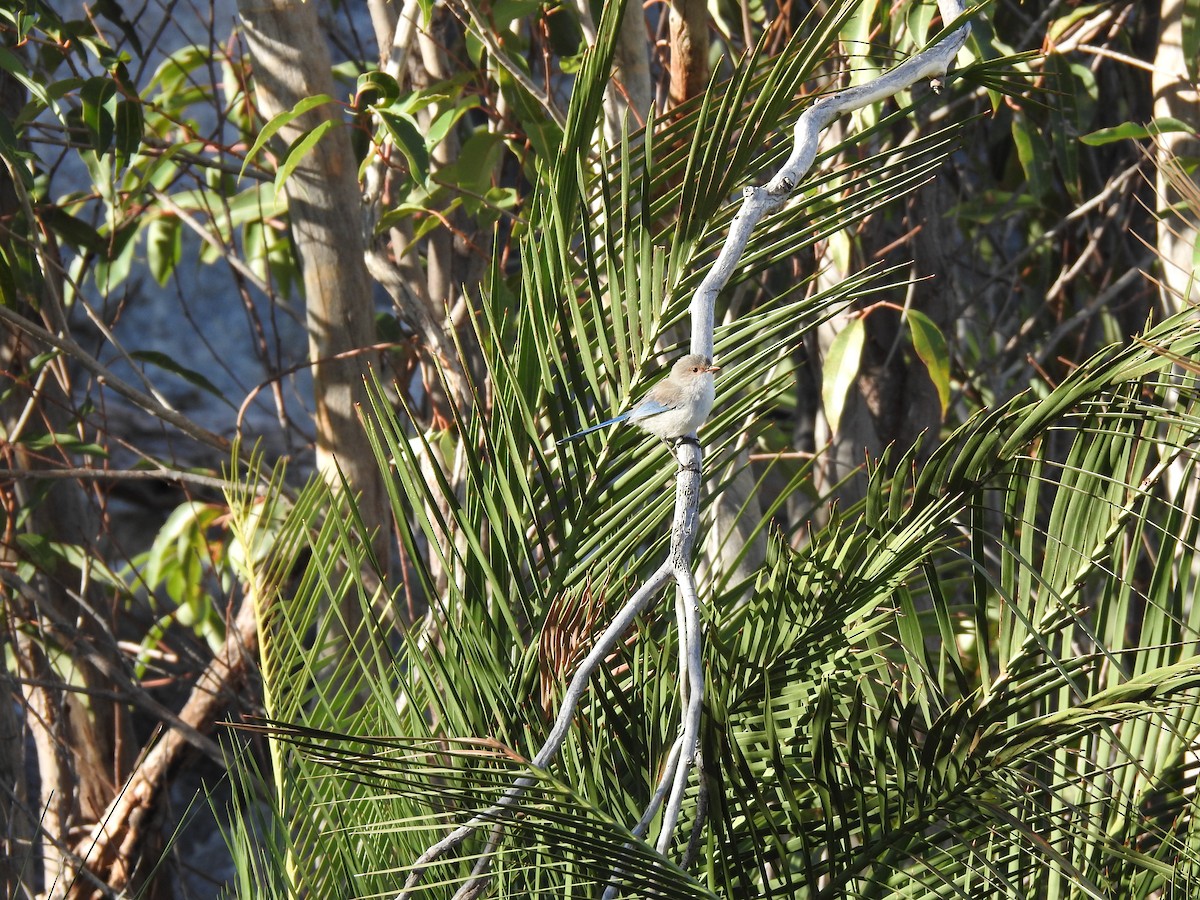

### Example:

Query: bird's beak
xmin=707 ymin=363 xmax=722 ymax=374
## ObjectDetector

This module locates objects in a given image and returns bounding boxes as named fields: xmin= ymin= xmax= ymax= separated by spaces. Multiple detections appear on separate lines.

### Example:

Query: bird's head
xmin=673 ymin=354 xmax=721 ymax=380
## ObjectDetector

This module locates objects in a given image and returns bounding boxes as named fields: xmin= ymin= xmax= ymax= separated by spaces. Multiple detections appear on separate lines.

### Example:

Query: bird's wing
xmin=556 ymin=411 xmax=632 ymax=444
xmin=625 ymin=398 xmax=674 ymax=420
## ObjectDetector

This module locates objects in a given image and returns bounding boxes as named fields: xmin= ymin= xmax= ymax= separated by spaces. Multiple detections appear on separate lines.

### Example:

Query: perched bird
xmin=558 ymin=354 xmax=721 ymax=446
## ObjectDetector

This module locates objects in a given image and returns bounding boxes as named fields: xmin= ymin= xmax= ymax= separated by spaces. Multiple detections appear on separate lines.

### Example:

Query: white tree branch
xmin=600 ymin=733 xmax=686 ymax=900
xmin=690 ymin=0 xmax=971 ymax=358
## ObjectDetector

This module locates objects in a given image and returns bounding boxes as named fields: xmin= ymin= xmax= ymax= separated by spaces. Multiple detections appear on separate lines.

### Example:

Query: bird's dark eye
xmin=692 ymin=367 xmax=700 ymax=373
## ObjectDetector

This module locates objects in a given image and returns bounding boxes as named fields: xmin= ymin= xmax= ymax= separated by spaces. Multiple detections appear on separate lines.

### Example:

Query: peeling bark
xmin=668 ymin=0 xmax=709 ymax=107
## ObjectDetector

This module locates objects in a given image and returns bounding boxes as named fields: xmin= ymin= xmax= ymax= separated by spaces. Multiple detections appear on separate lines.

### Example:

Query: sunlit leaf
xmin=274 ymin=119 xmax=339 ymax=194
xmin=906 ymin=309 xmax=950 ymax=416
xmin=80 ymin=74 xmax=116 ymax=151
xmin=375 ymin=108 xmax=430 ymax=185
xmin=1080 ymin=117 xmax=1195 ymax=146
xmin=822 ymin=317 xmax=865 ymax=434
xmin=240 ymin=93 xmax=336 ymax=181
xmin=355 ymin=70 xmax=400 ymax=106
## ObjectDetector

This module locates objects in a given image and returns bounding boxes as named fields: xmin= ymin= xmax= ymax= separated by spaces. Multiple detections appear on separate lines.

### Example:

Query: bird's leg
xmin=671 ymin=437 xmax=701 ymax=472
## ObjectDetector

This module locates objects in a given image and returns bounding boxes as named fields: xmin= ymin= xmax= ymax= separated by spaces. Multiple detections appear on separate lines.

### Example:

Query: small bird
xmin=558 ymin=354 xmax=721 ymax=446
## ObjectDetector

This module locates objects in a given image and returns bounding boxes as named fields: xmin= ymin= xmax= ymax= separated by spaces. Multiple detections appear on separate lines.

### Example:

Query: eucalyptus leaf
xmin=375 ymin=108 xmax=430 ymax=185
xmin=1080 ymin=117 xmax=1195 ymax=146
xmin=822 ymin=316 xmax=865 ymax=434
xmin=274 ymin=119 xmax=339 ymax=194
xmin=131 ymin=350 xmax=233 ymax=406
xmin=906 ymin=310 xmax=950 ymax=416
xmin=240 ymin=93 xmax=336 ymax=181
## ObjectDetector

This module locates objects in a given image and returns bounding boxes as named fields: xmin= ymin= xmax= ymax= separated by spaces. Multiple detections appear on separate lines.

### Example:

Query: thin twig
xmin=448 ymin=0 xmax=566 ymax=129
xmin=148 ymin=187 xmax=275 ymax=298
xmin=0 ymin=466 xmax=234 ymax=491
xmin=73 ymin=584 xmax=262 ymax=888
xmin=0 ymin=304 xmax=235 ymax=459
xmin=600 ymin=734 xmax=685 ymax=900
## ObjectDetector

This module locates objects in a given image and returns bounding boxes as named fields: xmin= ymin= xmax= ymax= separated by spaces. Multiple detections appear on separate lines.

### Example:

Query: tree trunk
xmin=1153 ymin=0 xmax=1199 ymax=316
xmin=237 ymin=0 xmax=388 ymax=565
xmin=668 ymin=0 xmax=709 ymax=107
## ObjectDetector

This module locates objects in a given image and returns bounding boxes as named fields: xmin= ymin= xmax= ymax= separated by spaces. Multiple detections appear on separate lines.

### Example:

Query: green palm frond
xmin=215 ymin=4 xmax=1200 ymax=898
xmin=227 ymin=264 xmax=1200 ymax=898
xmin=700 ymin=310 xmax=1200 ymax=898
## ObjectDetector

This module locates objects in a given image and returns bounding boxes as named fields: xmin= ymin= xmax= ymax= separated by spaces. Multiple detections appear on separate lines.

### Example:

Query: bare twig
xmin=0 ymin=304 xmax=235 ymax=459
xmin=72 ymin=589 xmax=261 ymax=890
xmin=600 ymin=734 xmax=685 ymax=900
xmin=448 ymin=0 xmax=566 ymax=129
xmin=149 ymin=187 xmax=275 ymax=298
xmin=0 ymin=466 xmax=234 ymax=491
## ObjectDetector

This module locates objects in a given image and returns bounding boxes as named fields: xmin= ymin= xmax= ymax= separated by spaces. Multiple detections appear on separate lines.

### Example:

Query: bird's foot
xmin=671 ymin=437 xmax=701 ymax=471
